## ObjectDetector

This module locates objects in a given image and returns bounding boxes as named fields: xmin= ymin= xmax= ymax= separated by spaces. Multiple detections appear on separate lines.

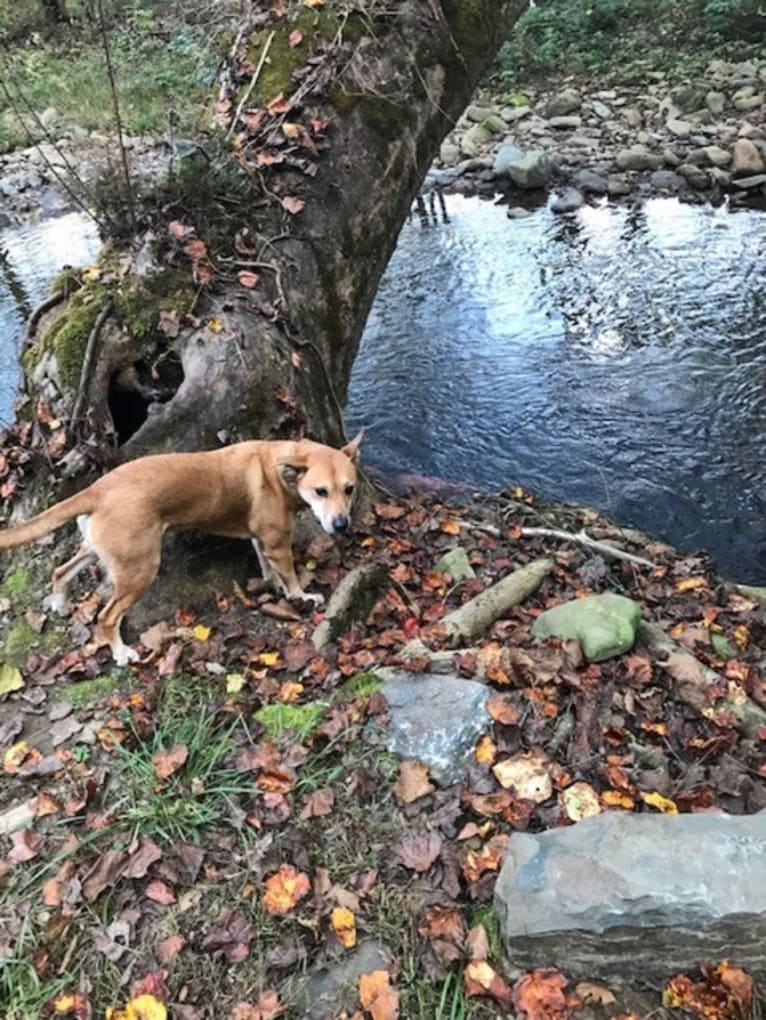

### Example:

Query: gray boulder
xmin=460 ymin=124 xmax=492 ymax=157
xmin=494 ymin=809 xmax=766 ymax=983
xmin=551 ymin=187 xmax=584 ymax=214
xmin=548 ymin=115 xmax=582 ymax=130
xmin=650 ymin=169 xmax=683 ymax=191
xmin=374 ymin=672 xmax=489 ymax=786
xmin=615 ymin=148 xmax=661 ymax=171
xmin=703 ymin=144 xmax=732 ymax=167
xmin=574 ymin=168 xmax=608 ymax=195
xmin=494 ymin=144 xmax=552 ymax=189
xmin=531 ymin=593 xmax=641 ymax=662
xmin=678 ymin=163 xmax=710 ymax=189
xmin=666 ymin=118 xmax=692 ymax=138
xmin=705 ymin=90 xmax=726 ymax=115
xmin=732 ymin=138 xmax=765 ymax=176
xmin=546 ymin=89 xmax=581 ymax=117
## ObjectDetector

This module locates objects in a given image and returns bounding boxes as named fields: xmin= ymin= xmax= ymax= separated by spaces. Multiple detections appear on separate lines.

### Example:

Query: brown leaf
xmin=394 ymin=761 xmax=434 ymax=804
xmin=153 ymin=744 xmax=189 ymax=781
xmin=201 ymin=907 xmax=255 ymax=963
xmin=395 ymin=831 xmax=442 ymax=873
xmin=145 ymin=879 xmax=176 ymax=905
xmin=82 ymin=848 xmax=128 ymax=901
xmin=574 ymin=982 xmax=616 ymax=1006
xmin=487 ymin=691 xmax=520 ymax=725
xmin=493 ymin=751 xmax=553 ymax=803
xmin=281 ymin=195 xmax=305 ymax=215
xmin=238 ymin=270 xmax=260 ymax=289
xmin=300 ymin=787 xmax=335 ymax=819
xmin=513 ymin=969 xmax=571 ymax=1020
xmin=465 ymin=924 xmax=489 ymax=961
xmin=464 ymin=960 xmax=513 ymax=1009
xmin=168 ymin=220 xmax=195 ymax=239
xmin=155 ymin=935 xmax=186 ymax=965
xmin=288 ymin=28 xmax=303 ymax=46
xmin=8 ymin=828 xmax=41 ymax=863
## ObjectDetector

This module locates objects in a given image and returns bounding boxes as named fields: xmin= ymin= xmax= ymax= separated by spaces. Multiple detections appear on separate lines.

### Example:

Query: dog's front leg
xmin=259 ymin=536 xmax=324 ymax=607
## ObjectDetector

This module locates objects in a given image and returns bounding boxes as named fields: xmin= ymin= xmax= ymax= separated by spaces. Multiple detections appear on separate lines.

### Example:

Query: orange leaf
xmin=441 ymin=519 xmax=461 ymax=535
xmin=464 ymin=960 xmax=513 ymax=1009
xmin=263 ymin=863 xmax=310 ymax=916
xmin=152 ymin=744 xmax=188 ymax=781
xmin=359 ymin=970 xmax=399 ymax=1020
xmin=513 ymin=968 xmax=571 ymax=1020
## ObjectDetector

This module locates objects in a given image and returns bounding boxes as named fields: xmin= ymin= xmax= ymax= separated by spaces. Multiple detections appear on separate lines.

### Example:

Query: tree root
xmin=71 ymin=298 xmax=113 ymax=425
xmin=23 ymin=292 xmax=65 ymax=346
xmin=639 ymin=621 xmax=766 ymax=737
xmin=520 ymin=526 xmax=656 ymax=568
xmin=441 ymin=557 xmax=553 ymax=645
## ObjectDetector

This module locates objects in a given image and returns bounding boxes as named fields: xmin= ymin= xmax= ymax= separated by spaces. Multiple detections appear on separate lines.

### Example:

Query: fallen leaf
xmin=288 ymin=29 xmax=303 ymax=46
xmin=560 ymin=781 xmax=601 ymax=821
xmin=331 ymin=906 xmax=357 ymax=949
xmin=0 ymin=662 xmax=24 ymax=696
xmin=464 ymin=960 xmax=513 ymax=1009
xmin=574 ymin=982 xmax=616 ymax=1006
xmin=145 ymin=880 xmax=176 ymax=905
xmin=8 ymin=828 xmax=41 ymax=863
xmin=359 ymin=970 xmax=398 ymax=1020
xmin=676 ymin=577 xmax=708 ymax=593
xmin=300 ymin=787 xmax=335 ymax=818
xmin=493 ymin=751 xmax=553 ymax=803
xmin=238 ymin=271 xmax=260 ymax=289
xmin=640 ymin=790 xmax=678 ymax=814
xmin=192 ymin=624 xmax=211 ymax=642
xmin=153 ymin=744 xmax=189 ymax=781
xmin=263 ymin=863 xmax=311 ymax=916
xmin=475 ymin=734 xmax=497 ymax=766
xmin=513 ymin=969 xmax=571 ymax=1020
xmin=106 ymin=994 xmax=167 ymax=1020
xmin=53 ymin=993 xmax=89 ymax=1017
xmin=281 ymin=196 xmax=305 ymax=215
xmin=395 ymin=831 xmax=442 ymax=872
xmin=155 ymin=935 xmax=186 ymax=965
xmin=168 ymin=221 xmax=194 ymax=239
xmin=394 ymin=761 xmax=434 ymax=804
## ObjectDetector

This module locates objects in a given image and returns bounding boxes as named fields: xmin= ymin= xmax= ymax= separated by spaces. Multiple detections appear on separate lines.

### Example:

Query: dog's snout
xmin=332 ymin=514 xmax=350 ymax=533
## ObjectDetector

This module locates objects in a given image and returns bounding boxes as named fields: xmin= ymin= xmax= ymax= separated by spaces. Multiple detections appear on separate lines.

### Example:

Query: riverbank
xmin=0 ymin=473 xmax=765 ymax=1016
xmin=428 ymin=57 xmax=766 ymax=211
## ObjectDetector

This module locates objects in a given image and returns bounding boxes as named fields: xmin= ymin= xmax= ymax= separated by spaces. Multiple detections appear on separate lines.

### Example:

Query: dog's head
xmin=277 ymin=432 xmax=362 ymax=535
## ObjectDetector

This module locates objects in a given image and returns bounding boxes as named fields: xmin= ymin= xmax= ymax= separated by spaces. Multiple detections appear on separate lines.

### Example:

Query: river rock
xmin=546 ymin=89 xmax=581 ymax=117
xmin=439 ymin=139 xmax=461 ymax=166
xmin=650 ymin=169 xmax=683 ymax=191
xmin=622 ymin=107 xmax=643 ymax=128
xmin=708 ymin=166 xmax=731 ymax=187
xmin=548 ymin=115 xmax=581 ymax=130
xmin=589 ymin=99 xmax=611 ymax=120
xmin=607 ymin=175 xmax=632 ymax=196
xmin=493 ymin=809 xmax=766 ymax=983
xmin=666 ymin=117 xmax=692 ymax=138
xmin=465 ymin=104 xmax=496 ymax=123
xmin=460 ymin=124 xmax=492 ymax=157
xmin=678 ymin=163 xmax=710 ymax=189
xmin=704 ymin=144 xmax=732 ymax=167
xmin=494 ymin=146 xmax=552 ymax=189
xmin=551 ymin=187 xmax=584 ymax=214
xmin=375 ymin=672 xmax=489 ymax=786
xmin=732 ymin=137 xmax=765 ymax=176
xmin=706 ymin=90 xmax=726 ymax=115
xmin=574 ymin=168 xmax=608 ymax=195
xmin=531 ymin=593 xmax=641 ymax=662
xmin=500 ymin=105 xmax=531 ymax=124
xmin=732 ymin=173 xmax=766 ymax=189
xmin=615 ymin=148 xmax=661 ymax=171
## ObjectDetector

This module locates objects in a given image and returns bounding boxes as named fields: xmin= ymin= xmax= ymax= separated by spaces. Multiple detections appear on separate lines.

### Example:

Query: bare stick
xmin=520 ymin=526 xmax=656 ymax=568
xmin=227 ymin=30 xmax=275 ymax=139
xmin=71 ymin=299 xmax=113 ymax=424
xmin=442 ymin=557 xmax=553 ymax=644
xmin=96 ymin=0 xmax=135 ymax=233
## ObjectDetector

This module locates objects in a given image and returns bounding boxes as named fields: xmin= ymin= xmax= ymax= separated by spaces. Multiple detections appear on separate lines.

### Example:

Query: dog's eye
xmin=315 ymin=487 xmax=328 ymax=498
xmin=344 ymin=484 xmax=354 ymax=496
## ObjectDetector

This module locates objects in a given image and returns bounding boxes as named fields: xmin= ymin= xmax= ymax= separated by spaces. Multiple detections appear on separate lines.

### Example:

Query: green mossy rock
xmin=435 ymin=548 xmax=476 ymax=582
xmin=531 ymin=593 xmax=642 ymax=662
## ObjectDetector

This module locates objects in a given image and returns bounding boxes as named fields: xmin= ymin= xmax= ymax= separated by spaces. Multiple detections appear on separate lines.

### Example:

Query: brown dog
xmin=0 ymin=435 xmax=362 ymax=664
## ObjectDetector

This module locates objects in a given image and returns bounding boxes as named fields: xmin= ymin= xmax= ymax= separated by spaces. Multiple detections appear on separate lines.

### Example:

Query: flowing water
xmin=3 ymin=197 xmax=766 ymax=581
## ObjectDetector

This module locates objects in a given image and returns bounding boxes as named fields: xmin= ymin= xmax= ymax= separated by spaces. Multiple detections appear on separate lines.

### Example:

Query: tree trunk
xmin=12 ymin=0 xmax=527 ymax=612
xmin=40 ymin=0 xmax=70 ymax=24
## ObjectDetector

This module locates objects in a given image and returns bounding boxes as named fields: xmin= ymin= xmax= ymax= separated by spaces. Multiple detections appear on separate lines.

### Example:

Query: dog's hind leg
xmin=47 ymin=543 xmax=96 ymax=614
xmin=91 ymin=523 xmax=162 ymax=665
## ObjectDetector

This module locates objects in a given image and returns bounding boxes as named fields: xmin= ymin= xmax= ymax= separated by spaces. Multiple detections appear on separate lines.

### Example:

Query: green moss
xmin=61 ymin=674 xmax=123 ymax=709
xmin=1 ymin=620 xmax=60 ymax=667
xmin=254 ymin=701 xmax=327 ymax=740
xmin=0 ymin=567 xmax=31 ymax=602
xmin=339 ymin=671 xmax=383 ymax=701
xmin=50 ymin=268 xmax=83 ymax=297
xmin=244 ymin=5 xmax=364 ymax=106
xmin=469 ymin=904 xmax=503 ymax=960
xmin=441 ymin=0 xmax=503 ymax=67
xmin=24 ymin=284 xmax=108 ymax=389
xmin=112 ymin=272 xmax=196 ymax=342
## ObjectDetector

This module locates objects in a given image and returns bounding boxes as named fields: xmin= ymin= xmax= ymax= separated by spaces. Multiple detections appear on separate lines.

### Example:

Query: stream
xmin=3 ymin=196 xmax=766 ymax=582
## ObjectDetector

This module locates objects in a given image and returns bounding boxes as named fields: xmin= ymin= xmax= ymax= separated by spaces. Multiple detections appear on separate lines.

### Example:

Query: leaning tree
xmin=7 ymin=0 xmax=527 ymax=607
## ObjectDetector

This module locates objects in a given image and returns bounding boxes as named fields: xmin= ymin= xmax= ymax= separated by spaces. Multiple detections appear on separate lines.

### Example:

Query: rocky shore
xmin=427 ymin=57 xmax=766 ymax=212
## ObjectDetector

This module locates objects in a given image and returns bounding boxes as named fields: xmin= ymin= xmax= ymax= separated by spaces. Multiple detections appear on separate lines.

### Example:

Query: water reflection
xmin=0 ymin=212 xmax=101 ymax=424
xmin=346 ymin=195 xmax=766 ymax=582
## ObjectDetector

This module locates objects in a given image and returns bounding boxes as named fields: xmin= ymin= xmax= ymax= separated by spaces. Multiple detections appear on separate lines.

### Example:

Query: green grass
xmin=0 ymin=914 xmax=73 ymax=1020
xmin=0 ymin=26 xmax=214 ymax=152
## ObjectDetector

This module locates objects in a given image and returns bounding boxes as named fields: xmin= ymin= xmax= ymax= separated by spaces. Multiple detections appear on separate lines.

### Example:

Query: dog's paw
xmin=113 ymin=644 xmax=140 ymax=666
xmin=43 ymin=593 xmax=69 ymax=615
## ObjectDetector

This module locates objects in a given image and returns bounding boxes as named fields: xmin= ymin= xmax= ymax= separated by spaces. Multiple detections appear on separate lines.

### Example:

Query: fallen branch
xmin=227 ymin=30 xmax=275 ymax=139
xmin=23 ymin=292 xmax=65 ymax=346
xmin=312 ymin=563 xmax=388 ymax=650
xmin=520 ymin=526 xmax=656 ymax=568
xmin=639 ymin=621 xmax=766 ymax=737
xmin=442 ymin=557 xmax=553 ymax=644
xmin=71 ymin=299 xmax=113 ymax=425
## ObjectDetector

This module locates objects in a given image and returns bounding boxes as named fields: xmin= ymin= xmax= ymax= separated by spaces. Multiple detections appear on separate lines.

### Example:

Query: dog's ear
xmin=276 ymin=459 xmax=308 ymax=489
xmin=341 ymin=430 xmax=363 ymax=463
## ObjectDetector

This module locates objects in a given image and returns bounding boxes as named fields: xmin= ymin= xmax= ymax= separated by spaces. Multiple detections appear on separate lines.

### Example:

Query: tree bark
xmin=12 ymin=0 xmax=528 ymax=609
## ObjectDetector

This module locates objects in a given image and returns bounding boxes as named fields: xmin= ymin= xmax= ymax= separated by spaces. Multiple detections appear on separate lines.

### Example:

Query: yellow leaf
xmin=560 ymin=781 xmax=601 ymax=821
xmin=0 ymin=662 xmax=24 ymax=696
xmin=331 ymin=906 xmax=357 ymax=949
xmin=259 ymin=651 xmax=281 ymax=667
xmin=193 ymin=624 xmax=211 ymax=642
xmin=208 ymin=317 xmax=224 ymax=333
xmin=226 ymin=672 xmax=246 ymax=695
xmin=474 ymin=734 xmax=497 ymax=766
xmin=640 ymin=790 xmax=678 ymax=814
xmin=282 ymin=122 xmax=301 ymax=139
xmin=126 ymin=995 xmax=168 ymax=1020
xmin=305 ymin=558 xmax=317 ymax=571
xmin=675 ymin=577 xmax=707 ymax=593
xmin=279 ymin=681 xmax=304 ymax=702
xmin=4 ymin=740 xmax=29 ymax=773
xmin=733 ymin=623 xmax=749 ymax=649
xmin=360 ymin=536 xmax=376 ymax=547
xmin=81 ymin=265 xmax=101 ymax=283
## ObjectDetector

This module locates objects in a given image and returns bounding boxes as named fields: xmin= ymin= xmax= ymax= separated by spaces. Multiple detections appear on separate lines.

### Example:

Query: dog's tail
xmin=0 ymin=488 xmax=95 ymax=550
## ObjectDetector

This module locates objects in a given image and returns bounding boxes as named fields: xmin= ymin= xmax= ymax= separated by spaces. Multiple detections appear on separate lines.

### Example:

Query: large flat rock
xmin=494 ymin=809 xmax=766 ymax=983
